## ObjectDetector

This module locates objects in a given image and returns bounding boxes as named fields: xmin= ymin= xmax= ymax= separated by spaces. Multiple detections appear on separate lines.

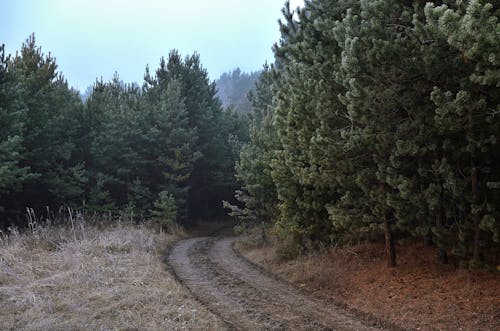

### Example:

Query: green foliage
xmin=151 ymin=191 xmax=178 ymax=231
xmin=2 ymin=1 xmax=499 ymax=269
xmin=87 ymin=176 xmax=116 ymax=214
xmin=224 ymin=66 xmax=279 ymax=224
xmin=230 ymin=0 xmax=500 ymax=267
xmin=0 ymin=35 xmax=86 ymax=218
xmin=0 ymin=44 xmax=31 ymax=198
xmin=126 ymin=178 xmax=153 ymax=217
xmin=143 ymin=51 xmax=249 ymax=221
xmin=0 ymin=37 xmax=247 ymax=227
xmin=271 ymin=0 xmax=359 ymax=245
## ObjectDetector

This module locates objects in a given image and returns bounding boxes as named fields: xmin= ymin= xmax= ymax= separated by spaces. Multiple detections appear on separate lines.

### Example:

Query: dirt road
xmin=167 ymin=235 xmax=383 ymax=330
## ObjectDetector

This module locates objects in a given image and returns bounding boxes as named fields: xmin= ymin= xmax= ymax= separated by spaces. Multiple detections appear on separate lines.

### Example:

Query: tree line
xmin=0 ymin=34 xmax=248 ymax=228
xmin=227 ymin=0 xmax=499 ymax=267
xmin=215 ymin=68 xmax=261 ymax=114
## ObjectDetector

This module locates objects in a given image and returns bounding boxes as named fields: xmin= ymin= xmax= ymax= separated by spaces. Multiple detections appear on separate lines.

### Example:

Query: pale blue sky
xmin=1 ymin=0 xmax=304 ymax=91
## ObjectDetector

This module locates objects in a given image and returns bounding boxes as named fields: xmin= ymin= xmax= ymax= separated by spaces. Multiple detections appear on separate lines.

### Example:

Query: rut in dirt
xmin=167 ymin=235 xmax=384 ymax=330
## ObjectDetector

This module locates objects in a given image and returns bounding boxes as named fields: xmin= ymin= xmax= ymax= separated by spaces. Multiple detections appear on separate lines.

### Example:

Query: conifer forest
xmin=1 ymin=0 xmax=499 ymax=268
xmin=1 ymin=36 xmax=249 ymax=226
xmin=1 ymin=0 xmax=500 ymax=329
xmin=228 ymin=0 xmax=500 ymax=268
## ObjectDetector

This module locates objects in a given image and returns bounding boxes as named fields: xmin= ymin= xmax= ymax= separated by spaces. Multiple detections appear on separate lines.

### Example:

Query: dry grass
xmin=237 ymin=228 xmax=500 ymax=331
xmin=0 ymin=221 xmax=225 ymax=331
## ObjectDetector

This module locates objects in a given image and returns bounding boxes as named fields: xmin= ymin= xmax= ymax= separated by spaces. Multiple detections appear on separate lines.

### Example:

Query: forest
xmin=0 ymin=36 xmax=249 ymax=229
xmin=1 ymin=0 xmax=499 ymax=271
xmin=225 ymin=0 xmax=500 ymax=268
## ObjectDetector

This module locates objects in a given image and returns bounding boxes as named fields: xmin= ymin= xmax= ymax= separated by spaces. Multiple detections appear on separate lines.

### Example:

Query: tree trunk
xmin=468 ymin=108 xmax=481 ymax=262
xmin=437 ymin=247 xmax=449 ymax=264
xmin=471 ymin=168 xmax=481 ymax=262
xmin=379 ymin=183 xmax=396 ymax=268
xmin=260 ymin=221 xmax=268 ymax=244
xmin=436 ymin=211 xmax=448 ymax=264
xmin=383 ymin=212 xmax=396 ymax=267
xmin=424 ymin=229 xmax=433 ymax=246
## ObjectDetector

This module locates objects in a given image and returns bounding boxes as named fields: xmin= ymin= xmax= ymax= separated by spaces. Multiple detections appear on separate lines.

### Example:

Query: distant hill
xmin=215 ymin=68 xmax=261 ymax=113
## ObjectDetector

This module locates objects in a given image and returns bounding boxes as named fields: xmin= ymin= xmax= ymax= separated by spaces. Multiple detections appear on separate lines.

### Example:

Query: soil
xmin=239 ymin=238 xmax=500 ymax=331
xmin=167 ymin=233 xmax=383 ymax=330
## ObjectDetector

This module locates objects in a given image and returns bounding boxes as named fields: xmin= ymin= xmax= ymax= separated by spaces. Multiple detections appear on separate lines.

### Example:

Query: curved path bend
xmin=167 ymin=236 xmax=383 ymax=331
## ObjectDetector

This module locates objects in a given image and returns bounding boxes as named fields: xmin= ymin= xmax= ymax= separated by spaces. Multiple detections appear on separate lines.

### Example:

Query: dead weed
xmin=0 ymin=222 xmax=225 ymax=330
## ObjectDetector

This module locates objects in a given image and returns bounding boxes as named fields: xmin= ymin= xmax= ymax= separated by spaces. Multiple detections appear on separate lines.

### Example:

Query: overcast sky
xmin=1 ymin=0 xmax=304 ymax=92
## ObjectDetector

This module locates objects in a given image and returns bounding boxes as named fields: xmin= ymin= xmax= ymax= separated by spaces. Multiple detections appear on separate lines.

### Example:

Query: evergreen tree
xmin=271 ymin=0 xmax=356 ymax=247
xmin=151 ymin=191 xmax=178 ymax=231
xmin=145 ymin=51 xmax=243 ymax=222
xmin=0 ymin=37 xmax=247 ymax=227
xmin=230 ymin=0 xmax=499 ymax=268
xmin=333 ymin=0 xmax=430 ymax=267
xmin=425 ymin=0 xmax=500 ymax=262
xmin=125 ymin=178 xmax=153 ymax=218
xmin=9 ymin=35 xmax=86 ymax=211
xmin=142 ymin=79 xmax=199 ymax=220
xmin=0 ymin=44 xmax=33 ymax=219
xmin=86 ymin=76 xmax=141 ymax=207
xmin=225 ymin=66 xmax=279 ymax=223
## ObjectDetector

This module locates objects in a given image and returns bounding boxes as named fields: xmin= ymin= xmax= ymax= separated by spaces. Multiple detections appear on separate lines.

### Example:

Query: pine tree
xmin=225 ymin=66 xmax=279 ymax=223
xmin=145 ymin=51 xmax=239 ymax=222
xmin=86 ymin=75 xmax=140 ymax=207
xmin=425 ymin=0 xmax=500 ymax=262
xmin=0 ymin=44 xmax=33 ymax=220
xmin=143 ymin=79 xmax=199 ymax=220
xmin=151 ymin=191 xmax=178 ymax=231
xmin=9 ymin=35 xmax=86 ymax=211
xmin=87 ymin=175 xmax=116 ymax=213
xmin=271 ymin=0 xmax=357 ymax=247
xmin=225 ymin=0 xmax=499 ymax=268
xmin=125 ymin=178 xmax=153 ymax=218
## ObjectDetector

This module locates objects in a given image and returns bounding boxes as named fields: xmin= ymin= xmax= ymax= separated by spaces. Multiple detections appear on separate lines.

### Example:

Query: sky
xmin=1 ymin=0 xmax=304 ymax=92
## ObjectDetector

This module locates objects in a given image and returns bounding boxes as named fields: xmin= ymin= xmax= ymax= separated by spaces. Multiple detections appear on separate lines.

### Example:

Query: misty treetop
xmin=215 ymin=68 xmax=261 ymax=114
xmin=0 ymin=35 xmax=248 ymax=227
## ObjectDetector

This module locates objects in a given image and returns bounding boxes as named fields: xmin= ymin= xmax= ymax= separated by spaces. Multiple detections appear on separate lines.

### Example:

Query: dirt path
xmin=167 ymin=235 xmax=383 ymax=330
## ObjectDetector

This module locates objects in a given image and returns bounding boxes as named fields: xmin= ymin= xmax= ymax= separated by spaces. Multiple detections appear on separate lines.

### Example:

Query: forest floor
xmin=236 ymin=228 xmax=500 ymax=331
xmin=167 ymin=228 xmax=382 ymax=330
xmin=0 ymin=222 xmax=224 ymax=330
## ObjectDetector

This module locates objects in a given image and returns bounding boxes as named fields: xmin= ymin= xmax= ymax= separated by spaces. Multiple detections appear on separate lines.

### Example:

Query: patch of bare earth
xmin=237 ymin=234 xmax=500 ymax=331
xmin=168 ymin=234 xmax=381 ymax=330
xmin=0 ymin=223 xmax=224 ymax=331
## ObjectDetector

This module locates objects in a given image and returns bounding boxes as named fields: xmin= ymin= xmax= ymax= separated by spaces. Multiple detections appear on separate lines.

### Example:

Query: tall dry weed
xmin=0 ymin=218 xmax=224 ymax=330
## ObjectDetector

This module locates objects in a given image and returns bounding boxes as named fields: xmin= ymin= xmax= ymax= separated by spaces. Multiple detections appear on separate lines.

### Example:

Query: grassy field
xmin=0 ymin=221 xmax=225 ymax=331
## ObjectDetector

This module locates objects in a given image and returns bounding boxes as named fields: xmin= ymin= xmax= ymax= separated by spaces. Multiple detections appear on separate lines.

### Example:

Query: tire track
xmin=168 ymin=235 xmax=383 ymax=330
